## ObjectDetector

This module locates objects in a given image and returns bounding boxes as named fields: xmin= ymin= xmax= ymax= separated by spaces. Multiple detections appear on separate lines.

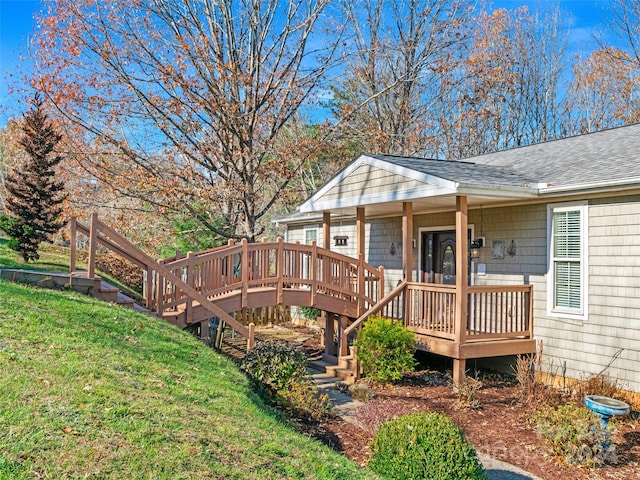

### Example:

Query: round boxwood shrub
xmin=368 ymin=412 xmax=488 ymax=480
xmin=355 ymin=315 xmax=416 ymax=383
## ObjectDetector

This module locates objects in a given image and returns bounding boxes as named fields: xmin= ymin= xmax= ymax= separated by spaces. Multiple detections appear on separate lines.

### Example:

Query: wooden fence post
xmin=87 ymin=212 xmax=98 ymax=278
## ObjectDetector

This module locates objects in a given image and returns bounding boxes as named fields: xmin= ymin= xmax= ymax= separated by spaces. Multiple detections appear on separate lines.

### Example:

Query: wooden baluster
xmin=145 ymin=267 xmax=153 ymax=310
xmin=241 ymin=239 xmax=248 ymax=308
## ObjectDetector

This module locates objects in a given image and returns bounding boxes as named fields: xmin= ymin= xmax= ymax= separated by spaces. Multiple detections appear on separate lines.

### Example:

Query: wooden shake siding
xmin=320 ymin=164 xmax=427 ymax=203
xmin=584 ymin=196 xmax=640 ymax=388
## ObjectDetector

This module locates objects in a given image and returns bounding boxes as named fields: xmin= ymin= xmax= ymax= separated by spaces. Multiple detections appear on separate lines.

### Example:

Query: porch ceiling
xmin=322 ymin=191 xmax=530 ymax=218
xmin=281 ymin=191 xmax=532 ymax=224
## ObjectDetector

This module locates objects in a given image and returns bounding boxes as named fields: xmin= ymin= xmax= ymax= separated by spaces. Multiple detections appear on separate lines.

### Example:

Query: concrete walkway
xmin=310 ymin=370 xmax=543 ymax=480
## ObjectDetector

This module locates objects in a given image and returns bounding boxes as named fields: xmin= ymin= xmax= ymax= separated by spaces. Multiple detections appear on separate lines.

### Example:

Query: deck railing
xmin=347 ymin=282 xmax=533 ymax=343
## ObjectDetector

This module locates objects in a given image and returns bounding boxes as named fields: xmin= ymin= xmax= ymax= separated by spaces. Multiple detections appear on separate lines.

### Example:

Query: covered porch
xmin=285 ymin=154 xmax=540 ymax=384
xmin=322 ymin=199 xmax=535 ymax=384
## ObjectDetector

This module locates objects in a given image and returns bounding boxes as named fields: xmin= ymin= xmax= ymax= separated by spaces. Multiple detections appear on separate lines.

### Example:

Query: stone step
xmin=308 ymin=371 xmax=339 ymax=390
xmin=97 ymin=287 xmax=119 ymax=302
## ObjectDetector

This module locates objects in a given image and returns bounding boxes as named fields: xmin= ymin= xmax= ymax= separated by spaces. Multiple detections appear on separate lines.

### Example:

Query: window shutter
xmin=553 ymin=210 xmax=582 ymax=310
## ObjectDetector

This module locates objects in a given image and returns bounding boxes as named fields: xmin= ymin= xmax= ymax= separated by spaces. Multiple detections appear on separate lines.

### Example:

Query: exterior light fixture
xmin=470 ymin=238 xmax=483 ymax=259
xmin=389 ymin=242 xmax=396 ymax=256
xmin=507 ymin=239 xmax=517 ymax=257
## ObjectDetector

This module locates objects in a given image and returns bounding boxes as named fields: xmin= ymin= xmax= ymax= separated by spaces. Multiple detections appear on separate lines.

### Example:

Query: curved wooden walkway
xmin=156 ymin=238 xmax=384 ymax=326
xmin=70 ymin=214 xmax=384 ymax=351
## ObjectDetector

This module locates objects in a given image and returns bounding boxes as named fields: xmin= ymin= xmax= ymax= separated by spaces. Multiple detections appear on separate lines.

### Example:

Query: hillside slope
xmin=0 ymin=279 xmax=374 ymax=479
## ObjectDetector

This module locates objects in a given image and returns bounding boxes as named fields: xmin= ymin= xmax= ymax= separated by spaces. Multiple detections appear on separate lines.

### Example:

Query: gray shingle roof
xmin=373 ymin=124 xmax=640 ymax=189
xmin=368 ymin=154 xmax=538 ymax=187
xmin=469 ymin=124 xmax=640 ymax=187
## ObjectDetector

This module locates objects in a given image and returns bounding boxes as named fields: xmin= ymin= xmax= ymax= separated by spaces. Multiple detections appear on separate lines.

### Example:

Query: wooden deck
xmin=154 ymin=237 xmax=384 ymax=325
xmin=69 ymin=214 xmax=535 ymax=383
xmin=346 ymin=281 xmax=535 ymax=366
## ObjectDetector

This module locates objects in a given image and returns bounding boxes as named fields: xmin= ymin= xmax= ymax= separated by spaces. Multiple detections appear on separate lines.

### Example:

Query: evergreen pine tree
xmin=0 ymin=94 xmax=67 ymax=261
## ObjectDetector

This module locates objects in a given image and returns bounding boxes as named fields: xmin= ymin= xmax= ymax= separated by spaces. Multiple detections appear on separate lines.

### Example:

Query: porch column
xmin=357 ymin=207 xmax=365 ymax=316
xmin=322 ymin=211 xmax=331 ymax=347
xmin=454 ymin=195 xmax=469 ymax=385
xmin=402 ymin=202 xmax=413 ymax=281
xmin=356 ymin=207 xmax=365 ymax=261
xmin=323 ymin=211 xmax=331 ymax=250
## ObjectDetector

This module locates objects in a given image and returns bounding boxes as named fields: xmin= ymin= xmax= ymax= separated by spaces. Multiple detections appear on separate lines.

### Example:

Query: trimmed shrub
xmin=355 ymin=316 xmax=416 ymax=383
xmin=241 ymin=340 xmax=308 ymax=393
xmin=279 ymin=380 xmax=333 ymax=420
xmin=368 ymin=412 xmax=487 ymax=480
xmin=534 ymin=403 xmax=615 ymax=467
xmin=242 ymin=341 xmax=331 ymax=420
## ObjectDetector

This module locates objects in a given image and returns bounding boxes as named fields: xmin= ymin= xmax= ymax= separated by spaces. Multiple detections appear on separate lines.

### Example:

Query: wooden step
xmin=325 ymin=364 xmax=356 ymax=384
xmin=310 ymin=356 xmax=356 ymax=384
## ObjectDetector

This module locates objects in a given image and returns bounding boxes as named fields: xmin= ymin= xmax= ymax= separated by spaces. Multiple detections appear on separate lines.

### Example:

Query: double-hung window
xmin=547 ymin=202 xmax=588 ymax=320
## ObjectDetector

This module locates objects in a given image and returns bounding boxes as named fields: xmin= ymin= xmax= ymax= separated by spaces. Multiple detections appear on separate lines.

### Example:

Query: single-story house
xmin=277 ymin=124 xmax=640 ymax=392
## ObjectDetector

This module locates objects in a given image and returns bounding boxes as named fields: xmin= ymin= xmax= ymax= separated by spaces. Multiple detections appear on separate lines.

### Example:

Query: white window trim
xmin=546 ymin=201 xmax=589 ymax=321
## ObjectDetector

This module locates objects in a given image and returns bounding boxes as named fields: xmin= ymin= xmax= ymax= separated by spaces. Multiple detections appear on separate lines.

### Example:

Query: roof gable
xmin=299 ymin=155 xmax=458 ymax=213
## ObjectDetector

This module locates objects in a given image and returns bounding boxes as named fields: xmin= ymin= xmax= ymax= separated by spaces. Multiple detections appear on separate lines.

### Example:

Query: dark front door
xmin=421 ymin=230 xmax=470 ymax=284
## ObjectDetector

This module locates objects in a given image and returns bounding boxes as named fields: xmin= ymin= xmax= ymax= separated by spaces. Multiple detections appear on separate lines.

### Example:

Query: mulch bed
xmin=222 ymin=323 xmax=640 ymax=480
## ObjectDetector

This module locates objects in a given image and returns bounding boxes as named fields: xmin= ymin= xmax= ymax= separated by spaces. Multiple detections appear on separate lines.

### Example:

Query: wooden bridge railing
xmin=156 ymin=237 xmax=385 ymax=319
xmin=69 ymin=214 xmax=256 ymax=350
xmin=345 ymin=282 xmax=533 ymax=343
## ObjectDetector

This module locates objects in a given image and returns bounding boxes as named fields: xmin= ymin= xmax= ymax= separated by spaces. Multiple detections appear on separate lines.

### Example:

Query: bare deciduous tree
xmin=333 ymin=0 xmax=470 ymax=156
xmin=436 ymin=5 xmax=566 ymax=158
xmin=32 ymin=0 xmax=341 ymax=241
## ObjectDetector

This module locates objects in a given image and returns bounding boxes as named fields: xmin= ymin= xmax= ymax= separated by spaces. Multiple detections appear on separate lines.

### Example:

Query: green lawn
xmin=0 ymin=238 xmax=144 ymax=303
xmin=0 ymin=238 xmax=71 ymax=273
xmin=0 ymin=279 xmax=375 ymax=479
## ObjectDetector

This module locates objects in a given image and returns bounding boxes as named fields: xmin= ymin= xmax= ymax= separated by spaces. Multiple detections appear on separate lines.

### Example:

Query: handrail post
xmin=87 ymin=212 xmax=98 ymax=279
xmin=241 ymin=239 xmax=249 ymax=308
xmin=69 ymin=217 xmax=77 ymax=273
xmin=339 ymin=315 xmax=349 ymax=356
xmin=527 ymin=285 xmax=534 ymax=338
xmin=186 ymin=252 xmax=194 ymax=324
xmin=247 ymin=322 xmax=255 ymax=351
xmin=311 ymin=240 xmax=317 ymax=306
xmin=156 ymin=259 xmax=165 ymax=317
xmin=277 ymin=238 xmax=284 ymax=304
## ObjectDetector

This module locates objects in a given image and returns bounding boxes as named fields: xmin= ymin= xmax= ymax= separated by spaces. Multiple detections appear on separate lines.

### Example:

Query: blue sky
xmin=0 ymin=0 xmax=619 ymax=126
